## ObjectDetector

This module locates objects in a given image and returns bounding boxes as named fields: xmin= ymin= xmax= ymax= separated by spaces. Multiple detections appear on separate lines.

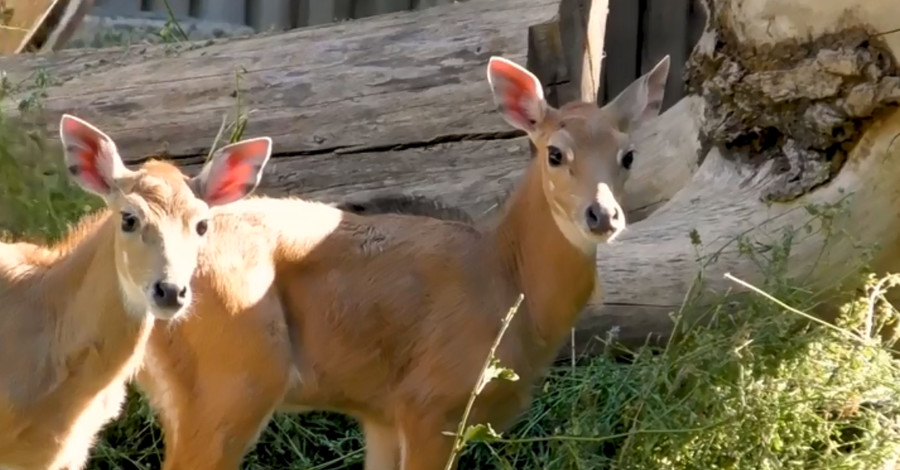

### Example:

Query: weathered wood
xmin=150 ymin=0 xmax=188 ymax=18
xmin=643 ymin=0 xmax=689 ymax=111
xmin=0 ymin=0 xmax=54 ymax=55
xmin=179 ymin=138 xmax=532 ymax=218
xmin=247 ymin=0 xmax=292 ymax=31
xmin=598 ymin=0 xmax=640 ymax=102
xmin=25 ymin=0 xmax=95 ymax=54
xmin=91 ymin=0 xmax=141 ymax=15
xmin=1 ymin=0 xmax=559 ymax=161
xmin=298 ymin=0 xmax=354 ymax=26
xmin=195 ymin=0 xmax=247 ymax=25
xmin=353 ymin=0 xmax=412 ymax=18
xmin=555 ymin=0 xmax=609 ymax=104
xmin=3 ymin=0 xmax=93 ymax=55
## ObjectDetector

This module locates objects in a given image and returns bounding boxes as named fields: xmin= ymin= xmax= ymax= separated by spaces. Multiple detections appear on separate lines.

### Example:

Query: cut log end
xmin=686 ymin=5 xmax=900 ymax=204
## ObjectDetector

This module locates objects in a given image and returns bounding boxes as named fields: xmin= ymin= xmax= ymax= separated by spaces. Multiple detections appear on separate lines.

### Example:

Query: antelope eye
xmin=621 ymin=150 xmax=634 ymax=170
xmin=120 ymin=212 xmax=139 ymax=233
xmin=548 ymin=146 xmax=564 ymax=167
xmin=195 ymin=219 xmax=209 ymax=236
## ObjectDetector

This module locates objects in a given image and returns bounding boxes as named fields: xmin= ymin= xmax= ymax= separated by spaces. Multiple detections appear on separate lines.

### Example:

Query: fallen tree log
xmin=0 ymin=0 xmax=692 ymax=220
xmin=1 ymin=0 xmax=898 ymax=358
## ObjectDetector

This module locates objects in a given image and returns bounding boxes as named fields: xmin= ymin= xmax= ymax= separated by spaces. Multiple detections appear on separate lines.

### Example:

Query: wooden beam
xmin=526 ymin=0 xmax=610 ymax=107
xmin=642 ymin=0 xmax=690 ymax=111
xmin=1 ymin=0 xmax=53 ymax=55
xmin=4 ymin=0 xmax=94 ymax=55
xmin=558 ymin=0 xmax=609 ymax=103
xmin=1 ymin=0 xmax=558 ymax=161
xmin=599 ymin=0 xmax=640 ymax=103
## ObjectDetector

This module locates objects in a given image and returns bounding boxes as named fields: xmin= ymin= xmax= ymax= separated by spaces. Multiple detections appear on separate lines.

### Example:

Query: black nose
xmin=585 ymin=203 xmax=622 ymax=235
xmin=152 ymin=281 xmax=187 ymax=309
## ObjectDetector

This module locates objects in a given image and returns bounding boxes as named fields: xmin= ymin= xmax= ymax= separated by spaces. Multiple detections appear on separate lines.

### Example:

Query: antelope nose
xmin=152 ymin=281 xmax=187 ymax=309
xmin=585 ymin=202 xmax=622 ymax=235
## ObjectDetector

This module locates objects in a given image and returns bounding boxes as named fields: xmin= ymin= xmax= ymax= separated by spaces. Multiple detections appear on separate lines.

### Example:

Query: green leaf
xmin=462 ymin=423 xmax=502 ymax=444
xmin=477 ymin=357 xmax=519 ymax=394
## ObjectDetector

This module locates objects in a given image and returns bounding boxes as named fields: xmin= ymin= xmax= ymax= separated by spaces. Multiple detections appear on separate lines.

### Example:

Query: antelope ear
xmin=486 ymin=56 xmax=547 ymax=133
xmin=189 ymin=137 xmax=273 ymax=207
xmin=59 ymin=114 xmax=131 ymax=197
xmin=604 ymin=55 xmax=670 ymax=133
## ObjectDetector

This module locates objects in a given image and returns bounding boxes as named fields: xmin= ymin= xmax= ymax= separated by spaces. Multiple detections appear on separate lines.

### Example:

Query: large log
xmin=0 ymin=0 xmax=690 ymax=219
xmin=0 ymin=0 xmax=545 ymax=220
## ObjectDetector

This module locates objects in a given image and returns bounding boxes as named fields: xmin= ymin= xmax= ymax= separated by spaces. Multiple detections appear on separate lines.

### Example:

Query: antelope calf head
xmin=486 ymin=55 xmax=670 ymax=249
xmin=59 ymin=115 xmax=272 ymax=319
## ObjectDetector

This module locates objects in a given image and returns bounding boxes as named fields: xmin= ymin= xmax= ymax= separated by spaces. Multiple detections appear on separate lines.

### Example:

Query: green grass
xmin=2 ymin=71 xmax=899 ymax=470
xmin=0 ymin=71 xmax=100 ymax=239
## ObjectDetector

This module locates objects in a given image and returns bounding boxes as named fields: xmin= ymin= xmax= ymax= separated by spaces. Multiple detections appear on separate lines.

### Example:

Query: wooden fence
xmin=87 ymin=0 xmax=704 ymax=109
xmin=90 ymin=0 xmax=467 ymax=31
xmin=601 ymin=0 xmax=705 ymax=110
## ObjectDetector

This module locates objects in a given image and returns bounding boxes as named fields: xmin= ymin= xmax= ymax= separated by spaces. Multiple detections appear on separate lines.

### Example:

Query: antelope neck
xmin=491 ymin=163 xmax=598 ymax=354
xmin=43 ymin=213 xmax=151 ymax=391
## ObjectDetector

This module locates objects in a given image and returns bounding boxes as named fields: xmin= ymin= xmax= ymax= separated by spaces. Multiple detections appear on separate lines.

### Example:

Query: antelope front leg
xmin=398 ymin=415 xmax=457 ymax=470
xmin=362 ymin=420 xmax=401 ymax=470
xmin=154 ymin=386 xmax=277 ymax=470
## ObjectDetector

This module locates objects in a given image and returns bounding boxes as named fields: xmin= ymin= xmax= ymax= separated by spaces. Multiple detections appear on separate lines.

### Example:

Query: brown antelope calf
xmin=0 ymin=115 xmax=272 ymax=470
xmin=138 ymin=54 xmax=670 ymax=470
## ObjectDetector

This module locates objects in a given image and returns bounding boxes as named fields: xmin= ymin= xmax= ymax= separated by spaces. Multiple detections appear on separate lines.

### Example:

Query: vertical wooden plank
xmin=94 ymin=0 xmax=143 ymax=15
xmin=0 ymin=0 xmax=55 ymax=55
xmin=298 ymin=0 xmax=352 ymax=26
xmin=599 ymin=0 xmax=640 ymax=104
xmin=527 ymin=20 xmax=567 ymax=108
xmin=641 ymin=0 xmax=689 ymax=110
xmin=556 ymin=0 xmax=609 ymax=105
xmin=412 ymin=0 xmax=456 ymax=8
xmin=686 ymin=0 xmax=707 ymax=54
xmin=248 ymin=0 xmax=292 ymax=31
xmin=353 ymin=0 xmax=411 ymax=19
xmin=193 ymin=0 xmax=246 ymax=24
xmin=150 ymin=0 xmax=189 ymax=18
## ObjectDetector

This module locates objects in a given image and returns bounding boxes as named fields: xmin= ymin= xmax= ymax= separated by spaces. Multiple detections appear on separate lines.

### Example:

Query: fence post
xmin=527 ymin=0 xmax=610 ymax=107
xmin=194 ymin=0 xmax=246 ymax=25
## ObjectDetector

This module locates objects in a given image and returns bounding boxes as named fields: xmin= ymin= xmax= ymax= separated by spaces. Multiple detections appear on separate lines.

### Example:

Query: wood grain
xmin=1 ymin=0 xmax=559 ymax=162
xmin=0 ymin=0 xmax=54 ymax=55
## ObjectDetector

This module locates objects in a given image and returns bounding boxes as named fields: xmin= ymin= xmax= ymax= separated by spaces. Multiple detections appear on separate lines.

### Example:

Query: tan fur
xmin=139 ymin=57 xmax=670 ymax=470
xmin=142 ymin=118 xmax=629 ymax=470
xmin=0 ymin=160 xmax=212 ymax=470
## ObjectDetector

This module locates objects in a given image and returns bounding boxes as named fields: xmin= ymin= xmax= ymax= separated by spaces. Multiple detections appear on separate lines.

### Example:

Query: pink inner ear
xmin=491 ymin=61 xmax=539 ymax=123
xmin=65 ymin=119 xmax=110 ymax=193
xmin=206 ymin=141 xmax=266 ymax=203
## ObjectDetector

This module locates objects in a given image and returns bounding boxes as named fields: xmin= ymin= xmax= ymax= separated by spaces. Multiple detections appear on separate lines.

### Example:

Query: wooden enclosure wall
xmin=599 ymin=0 xmax=706 ymax=111
xmin=87 ymin=0 xmax=705 ymax=109
xmin=89 ymin=0 xmax=468 ymax=31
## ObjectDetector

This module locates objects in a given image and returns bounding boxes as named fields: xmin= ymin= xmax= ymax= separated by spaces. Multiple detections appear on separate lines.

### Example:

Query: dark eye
xmin=621 ymin=150 xmax=634 ymax=170
xmin=195 ymin=219 xmax=209 ymax=236
xmin=120 ymin=212 xmax=139 ymax=233
xmin=547 ymin=146 xmax=564 ymax=167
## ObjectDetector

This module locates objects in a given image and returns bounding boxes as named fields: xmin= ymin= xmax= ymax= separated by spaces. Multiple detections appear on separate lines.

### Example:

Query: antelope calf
xmin=138 ymin=54 xmax=670 ymax=470
xmin=0 ymin=115 xmax=272 ymax=470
